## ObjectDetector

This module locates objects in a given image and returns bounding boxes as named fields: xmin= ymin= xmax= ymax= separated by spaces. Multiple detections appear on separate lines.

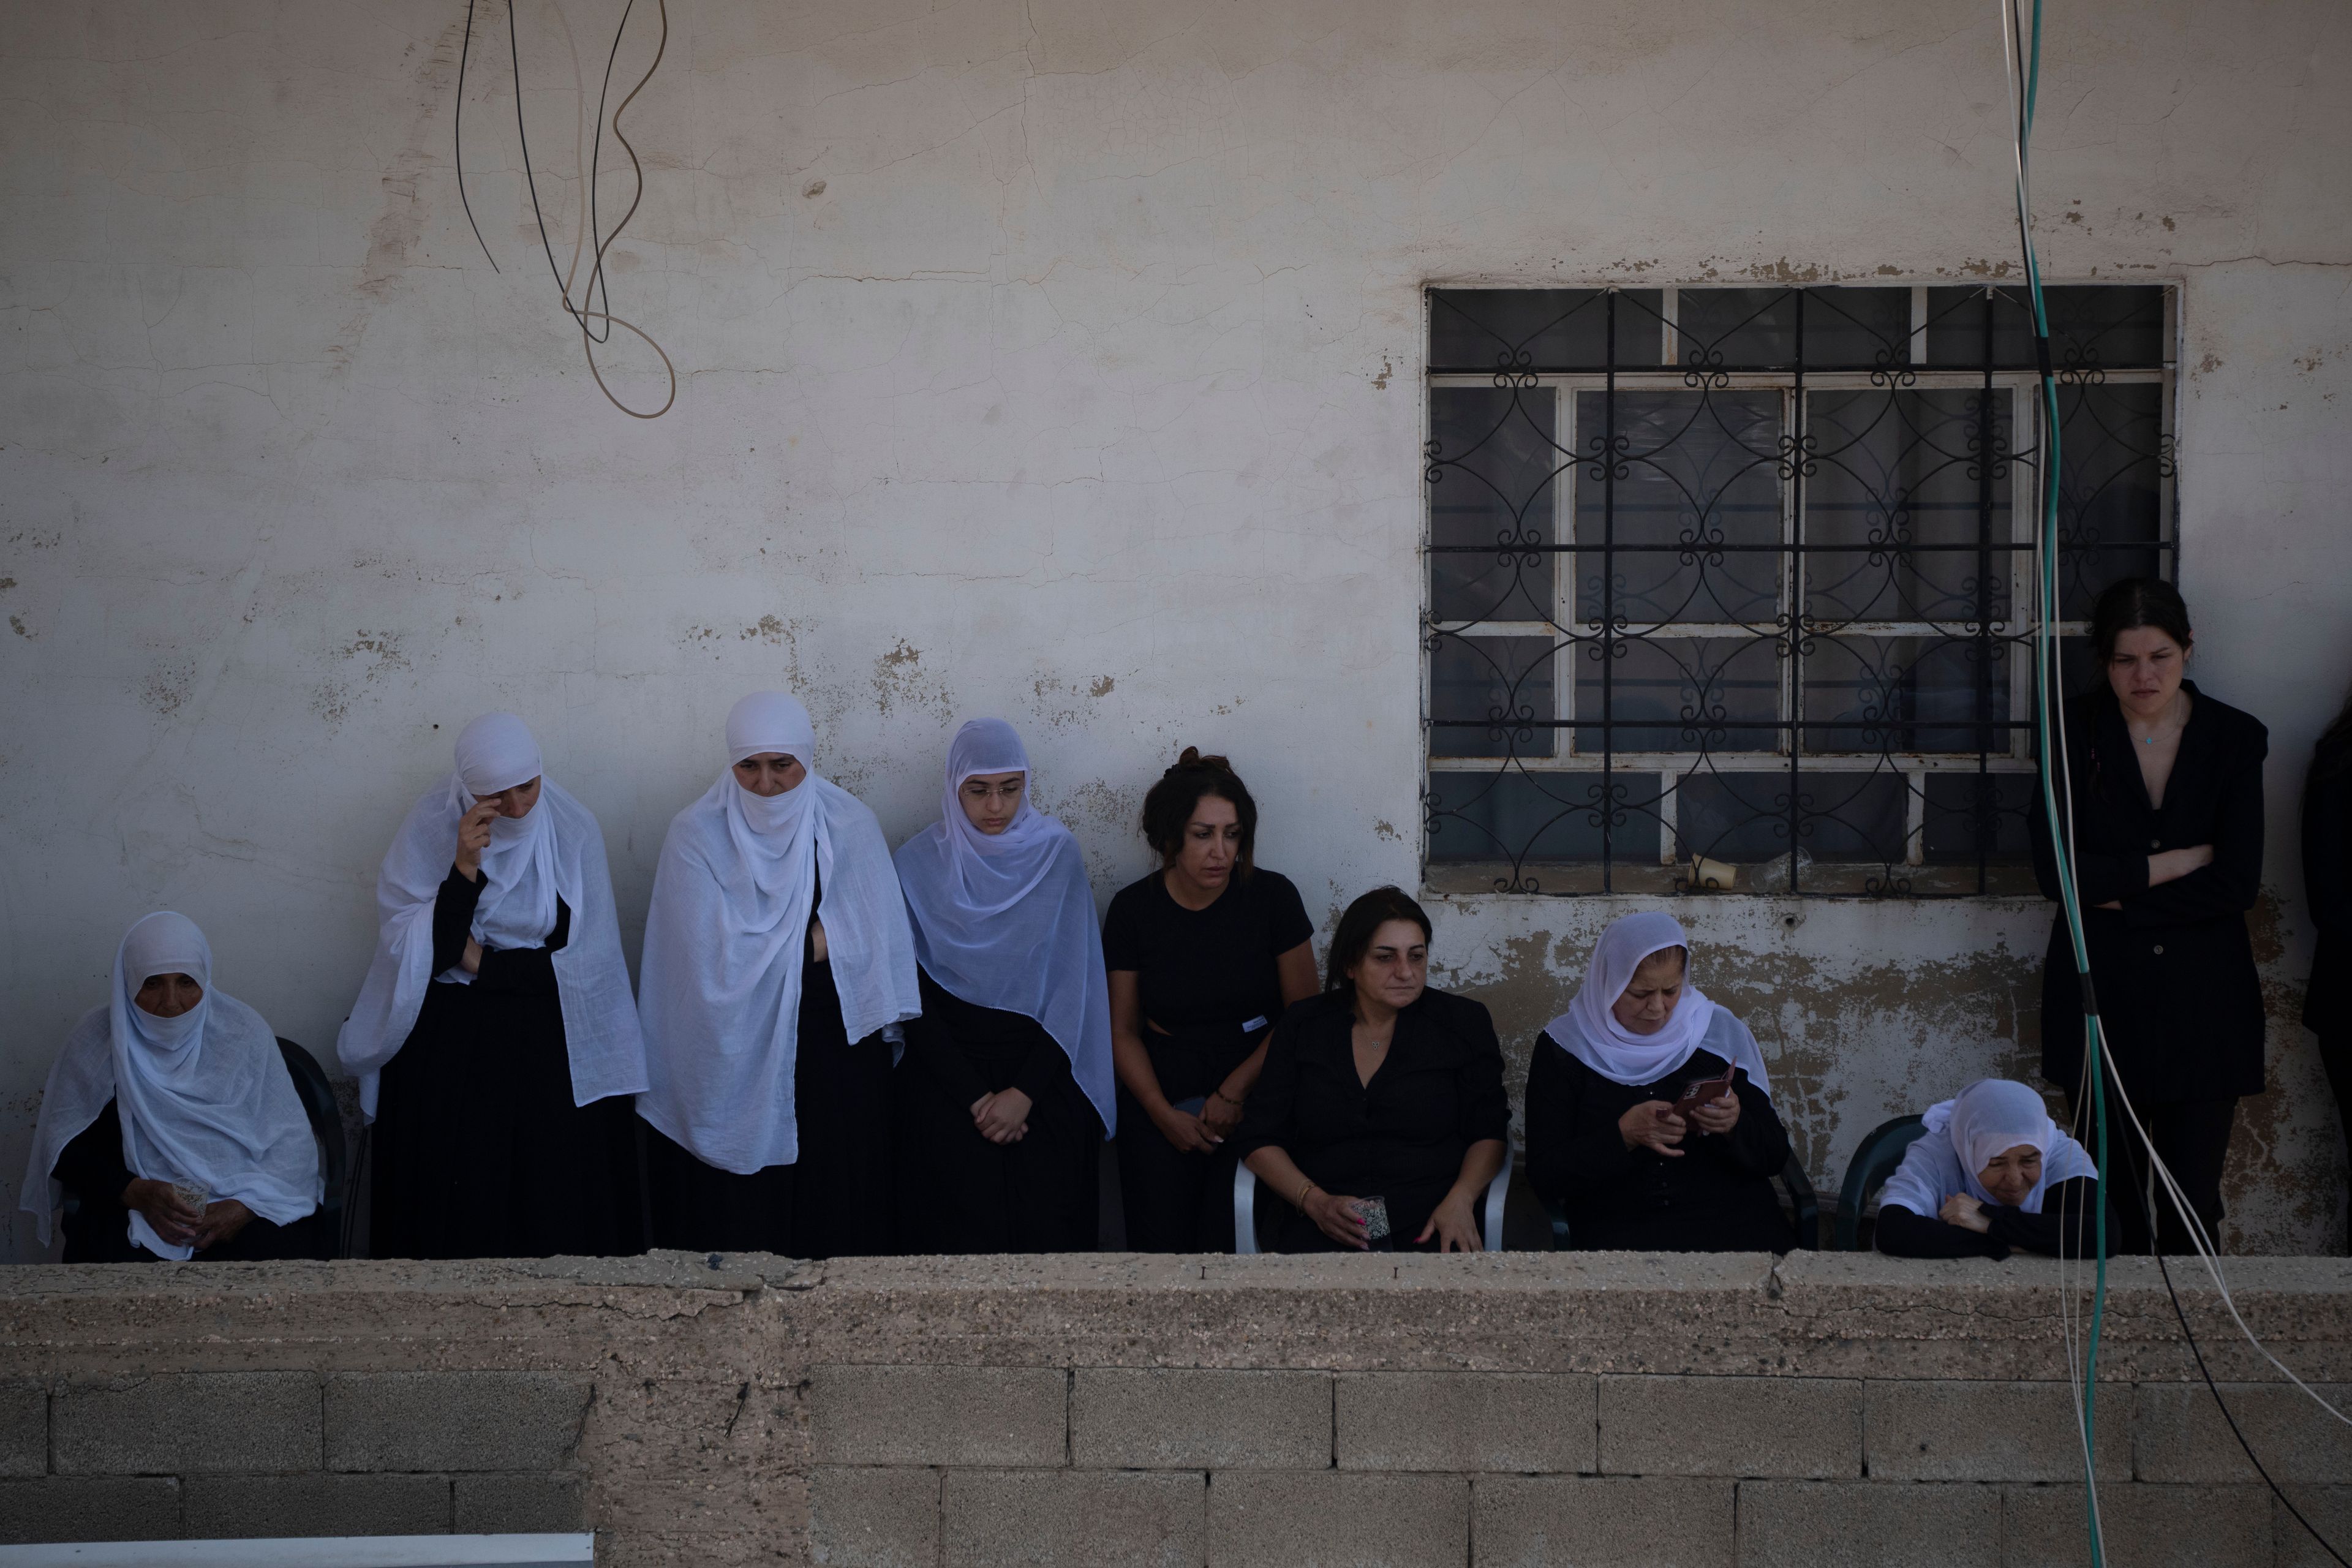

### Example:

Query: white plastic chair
xmin=1233 ymin=1160 xmax=1513 ymax=1254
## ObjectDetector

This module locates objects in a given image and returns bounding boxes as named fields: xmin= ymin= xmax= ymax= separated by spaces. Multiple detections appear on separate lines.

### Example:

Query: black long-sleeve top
xmin=2304 ymin=733 xmax=2352 ymax=1036
xmin=431 ymin=868 xmax=569 ymax=994
xmin=1229 ymin=988 xmax=1510 ymax=1246
xmin=1524 ymin=1034 xmax=1796 ymax=1253
xmin=902 ymin=968 xmax=1072 ymax=1114
xmin=2029 ymin=680 xmax=2267 ymax=1101
xmin=1876 ymin=1177 xmax=2112 ymax=1260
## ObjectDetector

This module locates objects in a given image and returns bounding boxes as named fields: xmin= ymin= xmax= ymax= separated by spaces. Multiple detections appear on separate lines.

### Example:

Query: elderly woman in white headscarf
xmin=633 ymin=692 xmax=920 ymax=1259
xmin=1524 ymin=910 xmax=1796 ymax=1252
xmin=891 ymin=718 xmax=1114 ymax=1253
xmin=24 ymin=913 xmax=322 ymax=1262
xmin=1875 ymin=1079 xmax=2110 ymax=1259
xmin=337 ymin=713 xmax=646 ymax=1261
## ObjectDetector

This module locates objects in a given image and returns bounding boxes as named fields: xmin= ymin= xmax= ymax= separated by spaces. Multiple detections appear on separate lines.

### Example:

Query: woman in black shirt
xmin=1102 ymin=750 xmax=1317 ymax=1251
xmin=2030 ymin=579 xmax=2266 ymax=1254
xmin=1523 ymin=910 xmax=1795 ymax=1253
xmin=1231 ymin=888 xmax=1509 ymax=1252
xmin=2303 ymin=685 xmax=2352 ymax=1253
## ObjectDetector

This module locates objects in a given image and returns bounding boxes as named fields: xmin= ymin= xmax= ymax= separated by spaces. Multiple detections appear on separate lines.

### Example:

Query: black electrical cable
xmin=2156 ymin=1245 xmax=2350 ymax=1563
xmin=495 ymin=0 xmax=677 ymax=418
xmin=575 ymin=0 xmax=636 ymax=346
xmin=454 ymin=0 xmax=501 ymax=271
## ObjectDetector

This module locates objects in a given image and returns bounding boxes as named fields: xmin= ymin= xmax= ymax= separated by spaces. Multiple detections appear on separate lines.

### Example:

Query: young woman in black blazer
xmin=2030 ymin=578 xmax=2266 ymax=1254
xmin=2302 ymin=686 xmax=2352 ymax=1253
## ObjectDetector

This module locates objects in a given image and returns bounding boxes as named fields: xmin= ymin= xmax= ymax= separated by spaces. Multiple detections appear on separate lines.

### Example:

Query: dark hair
xmin=1324 ymin=886 xmax=1433 ymax=994
xmin=1140 ymin=747 xmax=1258 ymax=873
xmin=2088 ymin=576 xmax=2193 ymax=677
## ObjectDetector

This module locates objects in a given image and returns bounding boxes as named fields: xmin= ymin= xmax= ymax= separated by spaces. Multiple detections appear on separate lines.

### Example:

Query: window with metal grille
xmin=1423 ymin=284 xmax=2174 ymax=897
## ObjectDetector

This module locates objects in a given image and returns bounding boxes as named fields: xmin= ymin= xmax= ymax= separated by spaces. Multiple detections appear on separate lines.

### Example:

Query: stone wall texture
xmin=4 ymin=1251 xmax=2351 ymax=1564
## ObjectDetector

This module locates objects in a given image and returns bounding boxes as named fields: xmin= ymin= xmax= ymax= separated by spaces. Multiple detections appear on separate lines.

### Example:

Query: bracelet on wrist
xmin=1295 ymin=1179 xmax=1318 ymax=1210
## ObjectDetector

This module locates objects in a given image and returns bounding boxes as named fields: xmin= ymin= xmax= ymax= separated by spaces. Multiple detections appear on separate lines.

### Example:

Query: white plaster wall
xmin=2 ymin=0 xmax=2346 ymax=1259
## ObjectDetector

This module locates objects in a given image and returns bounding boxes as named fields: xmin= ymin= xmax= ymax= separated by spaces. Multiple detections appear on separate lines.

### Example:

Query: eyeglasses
xmin=962 ymin=779 xmax=1026 ymax=803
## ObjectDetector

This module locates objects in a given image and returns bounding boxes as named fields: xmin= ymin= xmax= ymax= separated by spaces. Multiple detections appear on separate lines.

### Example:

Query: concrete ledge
xmin=1 ymin=1251 xmax=2347 ymax=1565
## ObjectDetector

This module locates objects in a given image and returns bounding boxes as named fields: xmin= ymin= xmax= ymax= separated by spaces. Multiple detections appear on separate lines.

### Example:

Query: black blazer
xmin=2029 ymin=680 xmax=2267 ymax=1101
xmin=1229 ymin=987 xmax=1510 ymax=1248
xmin=2305 ymin=734 xmax=2352 ymax=1035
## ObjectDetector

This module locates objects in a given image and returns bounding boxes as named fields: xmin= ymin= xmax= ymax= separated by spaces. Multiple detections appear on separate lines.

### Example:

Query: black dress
xmin=1875 ymin=1177 xmax=2113 ymax=1261
xmin=2303 ymin=732 xmax=2352 ymax=1251
xmin=1523 ymin=1036 xmax=1795 ymax=1253
xmin=642 ymin=870 xmax=894 ymax=1261
xmin=891 ymin=969 xmax=1101 ymax=1254
xmin=52 ymin=1100 xmax=325 ymax=1263
xmin=369 ymin=869 xmax=644 ymax=1261
xmin=1227 ymin=989 xmax=1510 ymax=1252
xmin=1101 ymin=868 xmax=1314 ymax=1251
xmin=2030 ymin=680 xmax=2266 ymax=1253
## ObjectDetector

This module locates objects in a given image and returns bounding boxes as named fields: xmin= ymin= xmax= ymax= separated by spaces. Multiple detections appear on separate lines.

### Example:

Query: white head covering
xmin=1879 ymin=1077 xmax=2101 ymax=1216
xmin=634 ymin=693 xmax=922 ymax=1174
xmin=1542 ymin=910 xmax=1771 ymax=1094
xmin=335 ymin=714 xmax=646 ymax=1118
xmin=893 ymin=719 xmax=1115 ymax=1136
xmin=22 ymin=913 xmax=320 ymax=1259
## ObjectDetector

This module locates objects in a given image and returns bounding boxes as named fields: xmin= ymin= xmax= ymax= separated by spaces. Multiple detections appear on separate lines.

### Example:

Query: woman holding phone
xmin=1524 ymin=910 xmax=1796 ymax=1253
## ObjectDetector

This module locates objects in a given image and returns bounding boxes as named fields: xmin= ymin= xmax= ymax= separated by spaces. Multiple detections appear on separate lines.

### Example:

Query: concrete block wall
xmin=4 ymin=1251 xmax=2350 ymax=1566
xmin=805 ymin=1367 xmax=2332 ymax=1567
xmin=0 ymin=1370 xmax=589 ymax=1544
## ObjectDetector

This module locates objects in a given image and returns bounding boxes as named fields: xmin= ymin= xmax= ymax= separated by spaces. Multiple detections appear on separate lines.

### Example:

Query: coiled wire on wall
xmin=453 ymin=0 xmax=677 ymax=419
xmin=2002 ymin=6 xmax=2350 ymax=1564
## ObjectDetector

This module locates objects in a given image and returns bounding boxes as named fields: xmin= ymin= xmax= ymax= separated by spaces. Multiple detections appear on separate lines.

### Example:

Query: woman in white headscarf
xmin=24 ymin=913 xmax=322 ymax=1262
xmin=1523 ymin=910 xmax=1796 ymax=1252
xmin=337 ymin=713 xmax=646 ymax=1260
xmin=891 ymin=718 xmax=1114 ymax=1253
xmin=634 ymin=692 xmax=920 ymax=1259
xmin=1875 ymin=1079 xmax=2110 ymax=1259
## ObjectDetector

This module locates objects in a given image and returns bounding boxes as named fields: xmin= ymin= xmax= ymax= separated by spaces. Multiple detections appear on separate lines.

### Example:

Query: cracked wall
xmin=2 ymin=0 xmax=2348 ymax=1258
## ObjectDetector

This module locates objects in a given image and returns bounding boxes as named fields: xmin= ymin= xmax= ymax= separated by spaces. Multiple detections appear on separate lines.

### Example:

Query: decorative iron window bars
xmin=1423 ymin=284 xmax=2175 ymax=897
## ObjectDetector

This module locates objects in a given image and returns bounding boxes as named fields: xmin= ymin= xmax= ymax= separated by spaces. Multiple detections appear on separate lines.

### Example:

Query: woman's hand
xmin=1199 ymin=1082 xmax=1248 ymax=1139
xmin=809 ymin=917 xmax=829 ymax=963
xmin=121 ymin=1179 xmax=202 ymax=1247
xmin=2147 ymin=844 xmax=2215 ymax=887
xmin=1150 ymin=1100 xmax=1221 ymax=1154
xmin=1414 ymin=1189 xmax=1483 ymax=1253
xmin=970 ymin=1088 xmax=1032 ymax=1145
xmin=1619 ymin=1101 xmax=1688 ymax=1156
xmin=1939 ymin=1193 xmax=1991 ymax=1234
xmin=192 ymin=1199 xmax=254 ymax=1252
xmin=461 ymin=938 xmax=483 ymax=976
xmin=1303 ymin=1188 xmax=1371 ymax=1251
xmin=1685 ymin=1091 xmax=1741 ymax=1137
xmin=454 ymin=800 xmax=497 ymax=881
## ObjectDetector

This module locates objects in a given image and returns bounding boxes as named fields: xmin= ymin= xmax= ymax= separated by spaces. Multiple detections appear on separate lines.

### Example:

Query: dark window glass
xmin=1429 ymin=289 xmax=1664 ymax=371
xmin=1804 ymin=388 xmax=2016 ymax=627
xmin=1574 ymin=390 xmax=1782 ymax=625
xmin=1575 ymin=635 xmax=1781 ymax=755
xmin=1430 ymin=635 xmax=1558 ymax=760
xmin=1923 ymin=285 xmax=2166 ymax=369
xmin=1428 ymin=386 xmax=1562 ymax=624
xmin=1428 ymin=770 xmax=1665 ymax=865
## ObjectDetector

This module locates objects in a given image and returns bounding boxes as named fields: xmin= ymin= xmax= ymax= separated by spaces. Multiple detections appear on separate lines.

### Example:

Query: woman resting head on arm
xmin=1874 ymin=1079 xmax=2110 ymax=1261
xmin=1230 ymin=887 xmax=1509 ymax=1254
xmin=22 ymin=912 xmax=322 ymax=1263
